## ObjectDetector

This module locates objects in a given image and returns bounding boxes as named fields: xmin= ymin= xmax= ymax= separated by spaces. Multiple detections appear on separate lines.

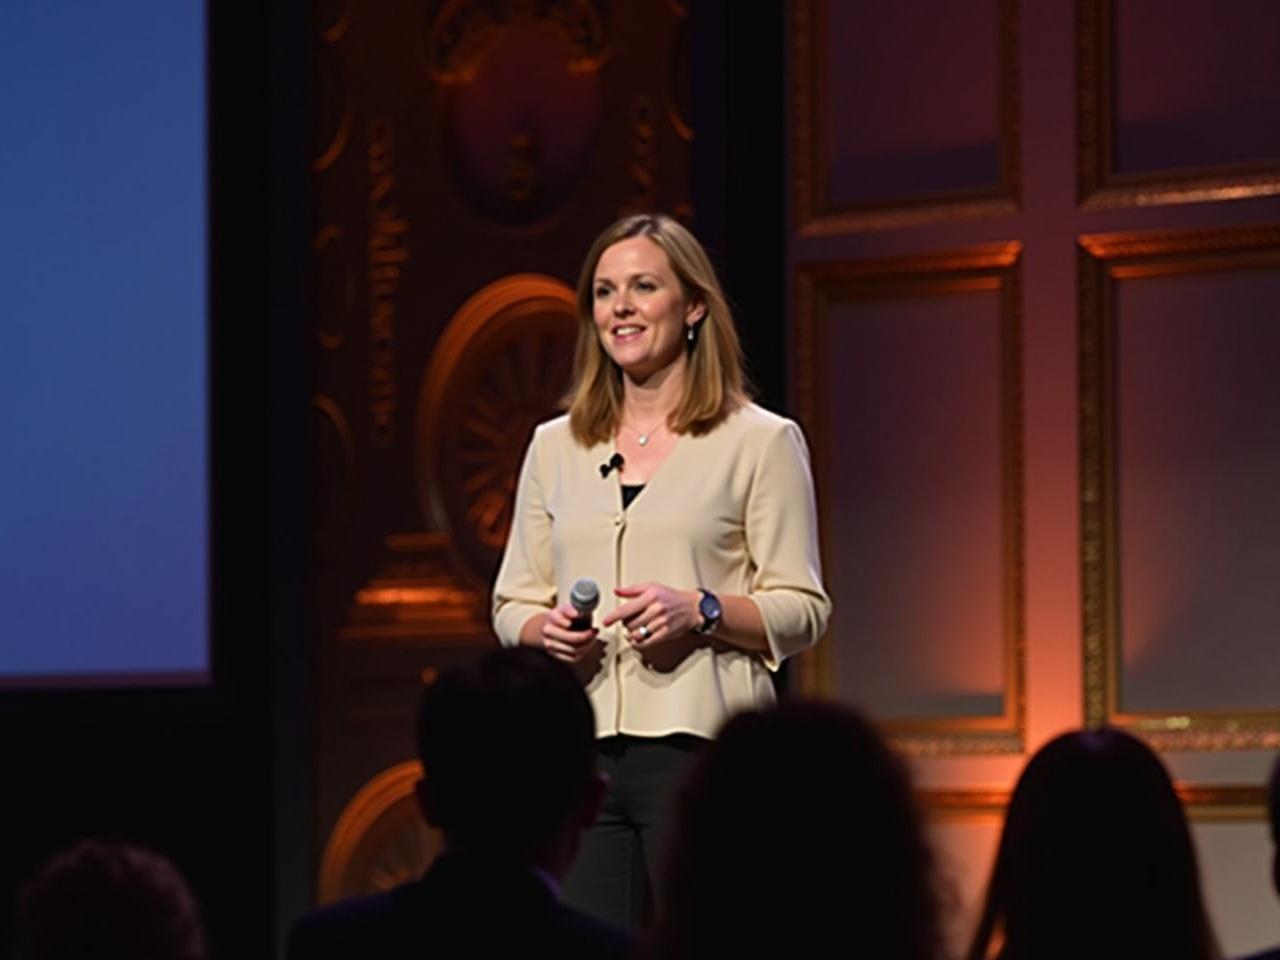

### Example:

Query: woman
xmin=649 ymin=700 xmax=943 ymax=959
xmin=966 ymin=727 xmax=1220 ymax=960
xmin=492 ymin=213 xmax=831 ymax=926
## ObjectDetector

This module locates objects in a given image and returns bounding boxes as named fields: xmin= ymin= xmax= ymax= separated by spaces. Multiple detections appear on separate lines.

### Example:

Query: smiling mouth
xmin=612 ymin=325 xmax=645 ymax=338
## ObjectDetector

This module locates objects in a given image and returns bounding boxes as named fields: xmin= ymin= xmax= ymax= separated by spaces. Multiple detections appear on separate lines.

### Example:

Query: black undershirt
xmin=620 ymin=484 xmax=645 ymax=510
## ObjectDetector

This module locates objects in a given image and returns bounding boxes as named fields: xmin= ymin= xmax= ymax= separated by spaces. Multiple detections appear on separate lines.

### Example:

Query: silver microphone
xmin=568 ymin=578 xmax=599 ymax=631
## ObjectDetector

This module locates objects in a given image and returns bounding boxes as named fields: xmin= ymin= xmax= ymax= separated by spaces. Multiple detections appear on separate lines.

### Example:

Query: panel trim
xmin=794 ymin=243 xmax=1026 ymax=755
xmin=1076 ymin=0 xmax=1280 ymax=209
xmin=1079 ymin=223 xmax=1280 ymax=750
xmin=791 ymin=0 xmax=1020 ymax=234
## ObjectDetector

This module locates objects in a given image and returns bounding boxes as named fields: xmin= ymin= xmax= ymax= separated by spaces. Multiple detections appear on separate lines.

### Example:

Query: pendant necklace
xmin=626 ymin=415 xmax=665 ymax=447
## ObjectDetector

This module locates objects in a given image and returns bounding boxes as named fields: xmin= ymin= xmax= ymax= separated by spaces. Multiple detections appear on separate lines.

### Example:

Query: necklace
xmin=624 ymin=414 xmax=666 ymax=447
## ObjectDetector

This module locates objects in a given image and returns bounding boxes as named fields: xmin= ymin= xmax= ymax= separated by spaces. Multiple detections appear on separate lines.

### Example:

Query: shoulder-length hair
xmin=566 ymin=213 xmax=750 ymax=446
xmin=966 ymin=727 xmax=1220 ymax=960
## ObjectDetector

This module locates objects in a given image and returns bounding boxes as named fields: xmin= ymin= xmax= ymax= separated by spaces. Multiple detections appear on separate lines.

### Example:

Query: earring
xmin=687 ymin=325 xmax=696 ymax=342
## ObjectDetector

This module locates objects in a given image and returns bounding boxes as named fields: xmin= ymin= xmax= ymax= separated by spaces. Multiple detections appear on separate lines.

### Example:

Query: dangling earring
xmin=687 ymin=325 xmax=696 ymax=343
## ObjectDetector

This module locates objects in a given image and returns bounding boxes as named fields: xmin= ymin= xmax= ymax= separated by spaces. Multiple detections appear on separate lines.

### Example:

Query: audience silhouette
xmin=966 ymin=726 xmax=1220 ymax=960
xmin=22 ymin=701 xmax=1275 ymax=958
xmin=14 ymin=839 xmax=207 ymax=960
xmin=287 ymin=647 xmax=633 ymax=959
xmin=646 ymin=699 xmax=943 ymax=959
xmin=1236 ymin=753 xmax=1280 ymax=960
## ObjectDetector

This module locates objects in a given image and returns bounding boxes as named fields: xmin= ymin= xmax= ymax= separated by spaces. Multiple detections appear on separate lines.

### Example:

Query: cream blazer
xmin=492 ymin=403 xmax=832 ymax=739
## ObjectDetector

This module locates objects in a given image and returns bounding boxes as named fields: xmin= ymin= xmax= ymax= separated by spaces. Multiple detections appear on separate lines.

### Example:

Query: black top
xmin=620 ymin=484 xmax=645 ymax=509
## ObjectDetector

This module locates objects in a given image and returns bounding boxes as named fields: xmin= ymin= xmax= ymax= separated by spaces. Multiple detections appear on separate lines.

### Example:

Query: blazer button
xmin=613 ymin=514 xmax=624 ymax=526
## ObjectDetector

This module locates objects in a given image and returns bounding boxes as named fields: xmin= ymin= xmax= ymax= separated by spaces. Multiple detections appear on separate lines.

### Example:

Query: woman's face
xmin=592 ymin=236 xmax=704 ymax=382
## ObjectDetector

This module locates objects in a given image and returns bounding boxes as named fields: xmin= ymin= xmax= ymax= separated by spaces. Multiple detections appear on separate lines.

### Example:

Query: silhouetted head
xmin=15 ymin=839 xmax=207 ymax=960
xmin=415 ymin=647 xmax=603 ymax=868
xmin=650 ymin=700 xmax=941 ymax=959
xmin=968 ymin=727 xmax=1219 ymax=960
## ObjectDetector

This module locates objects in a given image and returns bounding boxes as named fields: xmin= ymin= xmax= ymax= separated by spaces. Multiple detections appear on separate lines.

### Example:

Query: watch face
xmin=700 ymin=590 xmax=722 ymax=623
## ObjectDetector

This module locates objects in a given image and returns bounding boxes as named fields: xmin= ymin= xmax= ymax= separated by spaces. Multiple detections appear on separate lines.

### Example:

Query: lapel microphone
xmin=599 ymin=452 xmax=625 ymax=478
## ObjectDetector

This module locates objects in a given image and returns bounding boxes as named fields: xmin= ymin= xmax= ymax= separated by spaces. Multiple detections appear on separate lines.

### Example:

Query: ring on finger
xmin=636 ymin=624 xmax=650 ymax=641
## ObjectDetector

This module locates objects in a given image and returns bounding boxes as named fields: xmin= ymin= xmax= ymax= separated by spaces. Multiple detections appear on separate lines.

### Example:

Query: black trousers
xmin=561 ymin=734 xmax=707 ymax=929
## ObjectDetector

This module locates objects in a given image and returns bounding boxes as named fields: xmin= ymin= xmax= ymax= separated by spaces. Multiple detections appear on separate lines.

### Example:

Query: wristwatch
xmin=694 ymin=588 xmax=722 ymax=636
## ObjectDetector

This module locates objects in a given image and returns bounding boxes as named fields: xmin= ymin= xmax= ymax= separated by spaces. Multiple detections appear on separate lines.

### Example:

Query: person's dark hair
xmin=650 ymin=700 xmax=941 ymax=960
xmin=1268 ymin=752 xmax=1280 ymax=846
xmin=1268 ymin=752 xmax=1280 ymax=898
xmin=416 ymin=647 xmax=597 ymax=859
xmin=14 ymin=839 xmax=207 ymax=960
xmin=967 ymin=727 xmax=1220 ymax=960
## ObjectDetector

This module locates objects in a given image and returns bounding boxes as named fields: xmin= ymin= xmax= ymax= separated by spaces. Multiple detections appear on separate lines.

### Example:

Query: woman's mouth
xmin=612 ymin=324 xmax=645 ymax=341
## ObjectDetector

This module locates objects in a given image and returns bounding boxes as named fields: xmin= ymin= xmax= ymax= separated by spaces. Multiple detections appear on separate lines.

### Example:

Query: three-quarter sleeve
xmin=491 ymin=429 xmax=557 ymax=647
xmin=743 ymin=420 xmax=832 ymax=667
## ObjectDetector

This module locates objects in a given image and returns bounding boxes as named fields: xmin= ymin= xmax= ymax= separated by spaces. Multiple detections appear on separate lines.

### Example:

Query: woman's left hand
xmin=602 ymin=582 xmax=702 ymax=648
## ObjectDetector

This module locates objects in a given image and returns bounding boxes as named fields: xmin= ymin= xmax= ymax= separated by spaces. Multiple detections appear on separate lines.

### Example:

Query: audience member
xmin=14 ymin=839 xmax=207 ymax=960
xmin=647 ymin=700 xmax=943 ymax=959
xmin=966 ymin=726 xmax=1220 ymax=960
xmin=1236 ymin=753 xmax=1280 ymax=960
xmin=287 ymin=647 xmax=633 ymax=959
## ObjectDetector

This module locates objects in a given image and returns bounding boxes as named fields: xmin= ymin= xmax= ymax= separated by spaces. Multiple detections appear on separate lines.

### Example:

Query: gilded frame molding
xmin=794 ymin=243 xmax=1026 ymax=755
xmin=791 ymin=0 xmax=1020 ymax=235
xmin=1076 ymin=0 xmax=1280 ymax=209
xmin=1079 ymin=223 xmax=1280 ymax=750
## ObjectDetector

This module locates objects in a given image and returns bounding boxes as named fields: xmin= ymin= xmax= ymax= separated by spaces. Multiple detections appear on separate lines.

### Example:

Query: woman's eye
xmin=594 ymin=285 xmax=611 ymax=299
xmin=635 ymin=280 xmax=655 ymax=292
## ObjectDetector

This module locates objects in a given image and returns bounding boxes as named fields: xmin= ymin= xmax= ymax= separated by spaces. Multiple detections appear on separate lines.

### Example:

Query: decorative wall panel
xmin=1078 ymin=0 xmax=1280 ymax=207
xmin=790 ymin=1 xmax=1280 ymax=949
xmin=1079 ymin=224 xmax=1280 ymax=751
xmin=794 ymin=244 xmax=1025 ymax=754
xmin=792 ymin=0 xmax=1019 ymax=233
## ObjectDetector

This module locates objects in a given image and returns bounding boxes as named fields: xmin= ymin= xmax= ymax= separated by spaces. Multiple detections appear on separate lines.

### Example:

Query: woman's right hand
xmin=534 ymin=602 xmax=600 ymax=663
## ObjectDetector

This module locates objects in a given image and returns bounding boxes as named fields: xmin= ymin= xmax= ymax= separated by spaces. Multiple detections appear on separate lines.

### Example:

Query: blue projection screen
xmin=0 ymin=2 xmax=208 ymax=684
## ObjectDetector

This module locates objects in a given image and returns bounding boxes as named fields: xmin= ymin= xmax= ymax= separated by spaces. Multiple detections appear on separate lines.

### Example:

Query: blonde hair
xmin=566 ymin=214 xmax=750 ymax=446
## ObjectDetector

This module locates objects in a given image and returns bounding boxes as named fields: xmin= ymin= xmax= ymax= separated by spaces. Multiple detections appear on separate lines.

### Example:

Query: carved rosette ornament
xmin=319 ymin=761 xmax=442 ymax=903
xmin=416 ymin=274 xmax=578 ymax=586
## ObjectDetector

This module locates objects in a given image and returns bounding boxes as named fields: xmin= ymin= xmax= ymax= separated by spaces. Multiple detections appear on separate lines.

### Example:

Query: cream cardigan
xmin=492 ymin=403 xmax=832 ymax=739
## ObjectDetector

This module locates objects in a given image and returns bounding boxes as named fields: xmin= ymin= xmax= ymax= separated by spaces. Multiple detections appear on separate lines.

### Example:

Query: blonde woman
xmin=493 ymin=213 xmax=831 ymax=927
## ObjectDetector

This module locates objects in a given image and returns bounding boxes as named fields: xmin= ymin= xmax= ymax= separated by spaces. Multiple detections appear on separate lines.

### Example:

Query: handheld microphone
xmin=599 ymin=452 xmax=625 ymax=478
xmin=568 ymin=578 xmax=600 ymax=631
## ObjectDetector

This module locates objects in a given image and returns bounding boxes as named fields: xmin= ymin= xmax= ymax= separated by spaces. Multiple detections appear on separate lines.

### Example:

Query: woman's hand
xmin=538 ymin=601 xmax=601 ymax=663
xmin=602 ymin=583 xmax=701 ymax=649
